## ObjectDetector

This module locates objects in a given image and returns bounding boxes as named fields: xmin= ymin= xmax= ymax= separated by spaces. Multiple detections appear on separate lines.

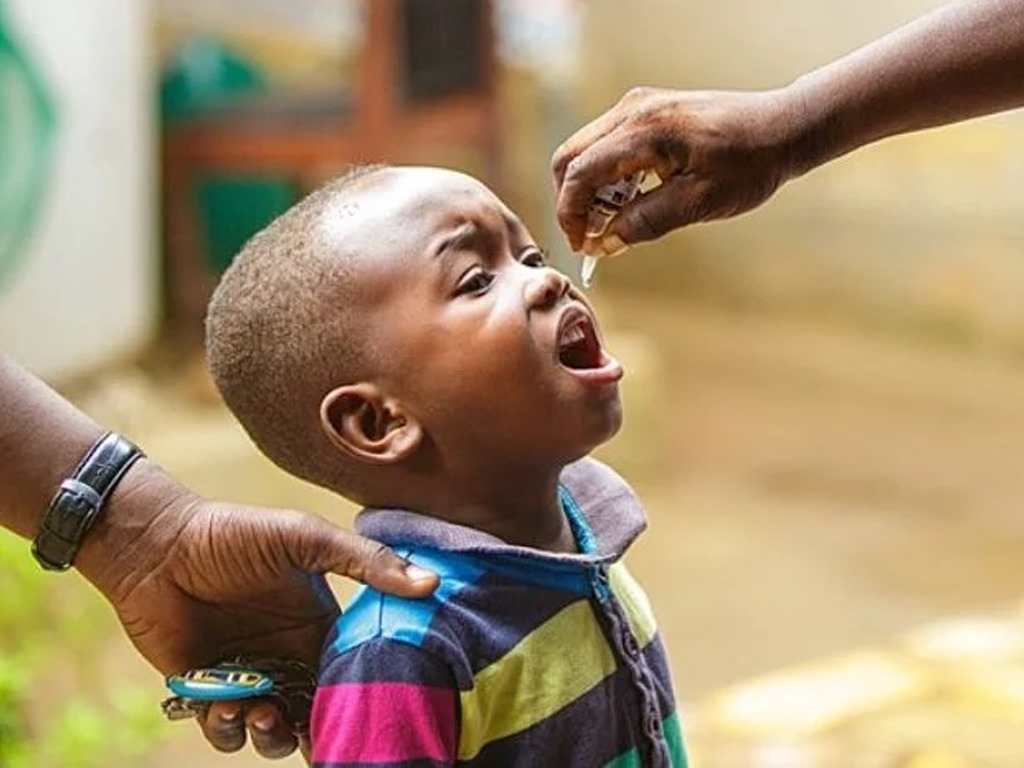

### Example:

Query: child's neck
xmin=415 ymin=464 xmax=579 ymax=554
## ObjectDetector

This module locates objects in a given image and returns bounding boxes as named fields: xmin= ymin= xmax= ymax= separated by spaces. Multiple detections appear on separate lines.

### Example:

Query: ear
xmin=319 ymin=383 xmax=423 ymax=464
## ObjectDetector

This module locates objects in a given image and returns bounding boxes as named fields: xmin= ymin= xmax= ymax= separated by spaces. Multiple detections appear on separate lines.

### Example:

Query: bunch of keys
xmin=161 ymin=657 xmax=316 ymax=735
xmin=581 ymin=171 xmax=646 ymax=288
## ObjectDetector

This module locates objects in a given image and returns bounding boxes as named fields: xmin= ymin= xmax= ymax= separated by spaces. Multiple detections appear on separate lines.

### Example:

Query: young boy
xmin=205 ymin=165 xmax=687 ymax=767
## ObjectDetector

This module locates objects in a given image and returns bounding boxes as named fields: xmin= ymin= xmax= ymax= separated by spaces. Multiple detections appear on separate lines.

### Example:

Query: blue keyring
xmin=166 ymin=666 xmax=276 ymax=701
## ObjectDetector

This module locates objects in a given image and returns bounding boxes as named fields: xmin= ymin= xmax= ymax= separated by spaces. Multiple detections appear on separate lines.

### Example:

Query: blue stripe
xmin=559 ymin=485 xmax=598 ymax=554
xmin=332 ymin=549 xmax=488 ymax=655
xmin=472 ymin=553 xmax=591 ymax=593
xmin=448 ymin=488 xmax=601 ymax=593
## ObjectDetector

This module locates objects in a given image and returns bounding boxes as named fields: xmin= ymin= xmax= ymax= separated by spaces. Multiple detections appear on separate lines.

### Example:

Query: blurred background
xmin=2 ymin=0 xmax=1024 ymax=766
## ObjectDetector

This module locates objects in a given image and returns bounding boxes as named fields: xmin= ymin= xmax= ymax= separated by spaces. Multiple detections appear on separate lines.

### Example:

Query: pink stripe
xmin=311 ymin=682 xmax=456 ymax=764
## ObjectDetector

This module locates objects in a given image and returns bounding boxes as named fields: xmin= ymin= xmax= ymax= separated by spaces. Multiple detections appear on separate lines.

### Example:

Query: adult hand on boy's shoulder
xmin=81 ymin=466 xmax=439 ymax=758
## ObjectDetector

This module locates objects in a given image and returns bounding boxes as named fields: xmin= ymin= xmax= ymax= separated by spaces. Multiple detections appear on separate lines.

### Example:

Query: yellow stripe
xmin=608 ymin=563 xmax=658 ymax=648
xmin=458 ymin=599 xmax=617 ymax=760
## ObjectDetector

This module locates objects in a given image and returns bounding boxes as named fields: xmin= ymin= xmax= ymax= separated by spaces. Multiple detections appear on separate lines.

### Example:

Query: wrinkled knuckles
xmin=621 ymin=85 xmax=656 ymax=105
xmin=367 ymin=541 xmax=400 ymax=577
xmin=563 ymin=154 xmax=590 ymax=186
xmin=555 ymin=203 xmax=584 ymax=244
xmin=551 ymin=142 xmax=573 ymax=181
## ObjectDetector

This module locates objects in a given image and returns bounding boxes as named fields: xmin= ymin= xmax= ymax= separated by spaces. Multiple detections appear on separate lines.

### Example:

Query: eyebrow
xmin=432 ymin=221 xmax=479 ymax=259
xmin=500 ymin=210 xmax=524 ymax=235
xmin=430 ymin=212 xmax=529 ymax=271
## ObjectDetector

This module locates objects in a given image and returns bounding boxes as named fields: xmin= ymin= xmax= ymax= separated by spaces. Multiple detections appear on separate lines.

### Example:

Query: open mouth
xmin=557 ymin=308 xmax=604 ymax=370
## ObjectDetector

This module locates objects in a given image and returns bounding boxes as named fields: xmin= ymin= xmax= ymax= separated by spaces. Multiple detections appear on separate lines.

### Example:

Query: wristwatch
xmin=32 ymin=432 xmax=145 ymax=571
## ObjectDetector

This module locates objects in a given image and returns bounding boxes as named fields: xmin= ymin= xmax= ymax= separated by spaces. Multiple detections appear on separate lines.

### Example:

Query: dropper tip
xmin=581 ymin=256 xmax=598 ymax=288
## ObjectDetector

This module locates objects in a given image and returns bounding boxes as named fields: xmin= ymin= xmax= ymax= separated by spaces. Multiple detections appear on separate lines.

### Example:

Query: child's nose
xmin=525 ymin=267 xmax=571 ymax=310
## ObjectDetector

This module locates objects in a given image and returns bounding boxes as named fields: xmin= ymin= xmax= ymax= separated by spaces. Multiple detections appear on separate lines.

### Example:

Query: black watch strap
xmin=32 ymin=432 xmax=145 ymax=571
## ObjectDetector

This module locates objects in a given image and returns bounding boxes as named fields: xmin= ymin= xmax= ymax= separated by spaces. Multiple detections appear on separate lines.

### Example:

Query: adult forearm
xmin=0 ymin=351 xmax=193 ymax=592
xmin=0 ymin=351 xmax=103 ymax=540
xmin=790 ymin=0 xmax=1024 ymax=173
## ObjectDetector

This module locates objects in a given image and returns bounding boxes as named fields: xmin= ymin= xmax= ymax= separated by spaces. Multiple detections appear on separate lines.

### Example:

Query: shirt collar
xmin=354 ymin=457 xmax=647 ymax=566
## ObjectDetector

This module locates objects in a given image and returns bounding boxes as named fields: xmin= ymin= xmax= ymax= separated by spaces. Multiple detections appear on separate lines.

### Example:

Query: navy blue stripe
xmin=643 ymin=634 xmax=678 ymax=716
xmin=420 ymin=568 xmax=586 ymax=675
xmin=318 ymin=637 xmax=456 ymax=688
xmin=458 ymin=635 xmax=678 ymax=767
xmin=460 ymin=663 xmax=641 ymax=766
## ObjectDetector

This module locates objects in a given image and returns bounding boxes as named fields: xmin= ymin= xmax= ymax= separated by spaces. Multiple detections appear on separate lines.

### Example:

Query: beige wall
xmin=577 ymin=0 xmax=1024 ymax=352
xmin=0 ymin=0 xmax=156 ymax=380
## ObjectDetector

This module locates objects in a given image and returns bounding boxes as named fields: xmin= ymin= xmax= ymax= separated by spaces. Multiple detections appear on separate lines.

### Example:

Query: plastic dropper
xmin=580 ymin=171 xmax=645 ymax=288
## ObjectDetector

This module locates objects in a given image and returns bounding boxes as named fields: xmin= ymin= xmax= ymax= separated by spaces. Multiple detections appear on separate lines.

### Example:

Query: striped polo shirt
xmin=311 ymin=458 xmax=687 ymax=768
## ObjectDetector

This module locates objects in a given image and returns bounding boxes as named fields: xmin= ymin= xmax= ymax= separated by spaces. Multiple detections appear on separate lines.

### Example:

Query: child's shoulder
xmin=319 ymin=548 xmax=487 ymax=692
xmin=323 ymin=548 xmax=485 ymax=664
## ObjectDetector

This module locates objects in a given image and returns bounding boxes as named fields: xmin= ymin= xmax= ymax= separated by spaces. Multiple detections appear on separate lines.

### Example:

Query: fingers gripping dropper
xmin=580 ymin=171 xmax=645 ymax=288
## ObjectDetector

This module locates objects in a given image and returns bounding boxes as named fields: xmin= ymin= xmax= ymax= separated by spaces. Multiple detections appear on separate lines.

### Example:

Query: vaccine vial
xmin=581 ymin=171 xmax=645 ymax=288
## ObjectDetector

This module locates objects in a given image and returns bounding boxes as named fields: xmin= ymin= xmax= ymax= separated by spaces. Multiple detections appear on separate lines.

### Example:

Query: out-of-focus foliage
xmin=0 ymin=530 xmax=165 ymax=768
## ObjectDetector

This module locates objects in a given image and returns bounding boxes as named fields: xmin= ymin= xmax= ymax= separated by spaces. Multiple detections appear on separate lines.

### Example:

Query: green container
xmin=194 ymin=177 xmax=297 ymax=274
xmin=161 ymin=38 xmax=297 ymax=274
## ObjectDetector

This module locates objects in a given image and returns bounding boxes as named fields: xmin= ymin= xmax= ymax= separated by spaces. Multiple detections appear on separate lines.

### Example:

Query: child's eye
xmin=521 ymin=248 xmax=547 ymax=268
xmin=455 ymin=268 xmax=495 ymax=296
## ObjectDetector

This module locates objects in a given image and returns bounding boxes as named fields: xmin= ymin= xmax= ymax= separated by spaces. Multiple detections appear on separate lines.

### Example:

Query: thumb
xmin=283 ymin=513 xmax=439 ymax=598
xmin=602 ymin=173 xmax=709 ymax=251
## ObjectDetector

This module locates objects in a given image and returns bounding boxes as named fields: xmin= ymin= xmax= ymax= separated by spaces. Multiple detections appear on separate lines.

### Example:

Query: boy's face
xmin=327 ymin=167 xmax=623 ymax=471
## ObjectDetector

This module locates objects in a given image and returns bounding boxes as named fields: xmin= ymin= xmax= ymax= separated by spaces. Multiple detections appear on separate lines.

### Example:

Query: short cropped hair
xmin=206 ymin=164 xmax=387 ymax=492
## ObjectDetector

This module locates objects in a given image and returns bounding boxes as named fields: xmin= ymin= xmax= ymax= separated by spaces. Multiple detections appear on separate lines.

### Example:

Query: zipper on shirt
xmin=588 ymin=563 xmax=671 ymax=768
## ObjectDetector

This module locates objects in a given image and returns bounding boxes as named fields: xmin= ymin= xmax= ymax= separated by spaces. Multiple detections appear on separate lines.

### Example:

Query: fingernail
xmin=585 ymin=209 xmax=613 ymax=238
xmin=219 ymin=709 xmax=240 ymax=723
xmin=599 ymin=233 xmax=628 ymax=258
xmin=404 ymin=564 xmax=434 ymax=582
xmin=252 ymin=715 xmax=275 ymax=733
